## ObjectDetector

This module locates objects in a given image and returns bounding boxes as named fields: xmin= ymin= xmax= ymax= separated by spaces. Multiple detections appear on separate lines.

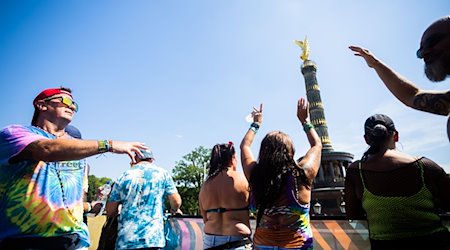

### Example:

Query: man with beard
xmin=349 ymin=15 xmax=450 ymax=141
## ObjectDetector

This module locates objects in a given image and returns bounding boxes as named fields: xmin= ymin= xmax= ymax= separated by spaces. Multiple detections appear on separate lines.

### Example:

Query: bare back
xmin=199 ymin=169 xmax=251 ymax=236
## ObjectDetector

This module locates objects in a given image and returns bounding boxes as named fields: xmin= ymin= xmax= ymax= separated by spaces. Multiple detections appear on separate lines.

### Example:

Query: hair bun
xmin=371 ymin=124 xmax=388 ymax=137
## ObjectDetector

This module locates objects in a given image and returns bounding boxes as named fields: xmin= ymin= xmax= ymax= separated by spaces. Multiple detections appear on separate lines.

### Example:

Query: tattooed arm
xmin=413 ymin=91 xmax=450 ymax=116
xmin=349 ymin=46 xmax=450 ymax=116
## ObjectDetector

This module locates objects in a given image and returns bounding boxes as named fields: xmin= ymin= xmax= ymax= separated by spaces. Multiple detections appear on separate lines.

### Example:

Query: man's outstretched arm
xmin=349 ymin=45 xmax=450 ymax=116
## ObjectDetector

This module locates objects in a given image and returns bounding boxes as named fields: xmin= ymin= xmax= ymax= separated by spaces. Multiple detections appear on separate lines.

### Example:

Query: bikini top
xmin=206 ymin=206 xmax=249 ymax=213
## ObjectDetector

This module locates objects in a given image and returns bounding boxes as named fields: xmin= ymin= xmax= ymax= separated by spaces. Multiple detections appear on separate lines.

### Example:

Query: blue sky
xmin=0 ymin=1 xmax=449 ymax=180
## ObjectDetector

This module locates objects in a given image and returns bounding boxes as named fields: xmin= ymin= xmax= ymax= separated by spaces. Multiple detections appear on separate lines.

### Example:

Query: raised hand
xmin=297 ymin=98 xmax=309 ymax=124
xmin=349 ymin=45 xmax=379 ymax=68
xmin=110 ymin=141 xmax=148 ymax=163
xmin=252 ymin=103 xmax=263 ymax=124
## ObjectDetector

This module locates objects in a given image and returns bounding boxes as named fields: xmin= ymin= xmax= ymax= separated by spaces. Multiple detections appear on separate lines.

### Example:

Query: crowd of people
xmin=0 ymin=15 xmax=449 ymax=250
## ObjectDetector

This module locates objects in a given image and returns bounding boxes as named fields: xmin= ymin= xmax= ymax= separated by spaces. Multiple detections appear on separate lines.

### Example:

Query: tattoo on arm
xmin=413 ymin=91 xmax=450 ymax=116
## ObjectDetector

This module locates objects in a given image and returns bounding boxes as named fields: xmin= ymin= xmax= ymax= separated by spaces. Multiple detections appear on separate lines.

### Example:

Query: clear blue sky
xmin=0 ymin=1 xmax=449 ymax=180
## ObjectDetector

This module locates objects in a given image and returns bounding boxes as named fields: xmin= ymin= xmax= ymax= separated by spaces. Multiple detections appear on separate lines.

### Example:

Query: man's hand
xmin=349 ymin=45 xmax=379 ymax=68
xmin=90 ymin=201 xmax=104 ymax=216
xmin=110 ymin=141 xmax=148 ymax=163
xmin=171 ymin=208 xmax=183 ymax=216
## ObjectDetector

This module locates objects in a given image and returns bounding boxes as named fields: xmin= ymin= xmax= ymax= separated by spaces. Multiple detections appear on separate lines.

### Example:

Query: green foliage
xmin=87 ymin=175 xmax=113 ymax=201
xmin=172 ymin=146 xmax=211 ymax=215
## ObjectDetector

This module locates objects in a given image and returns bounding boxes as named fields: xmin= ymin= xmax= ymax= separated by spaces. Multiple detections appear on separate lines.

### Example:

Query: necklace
xmin=32 ymin=126 xmax=66 ymax=138
xmin=54 ymin=132 xmax=67 ymax=138
xmin=55 ymin=167 xmax=81 ymax=225
xmin=32 ymin=125 xmax=80 ymax=223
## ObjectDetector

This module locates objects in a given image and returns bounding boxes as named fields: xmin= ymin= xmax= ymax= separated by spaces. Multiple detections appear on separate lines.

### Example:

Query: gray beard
xmin=424 ymin=52 xmax=450 ymax=82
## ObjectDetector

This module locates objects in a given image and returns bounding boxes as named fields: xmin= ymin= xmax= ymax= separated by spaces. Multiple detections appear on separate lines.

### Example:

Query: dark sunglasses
xmin=44 ymin=96 xmax=79 ymax=112
xmin=417 ymin=33 xmax=449 ymax=59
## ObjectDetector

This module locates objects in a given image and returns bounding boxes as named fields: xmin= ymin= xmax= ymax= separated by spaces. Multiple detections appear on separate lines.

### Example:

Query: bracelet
xmin=250 ymin=122 xmax=260 ymax=133
xmin=303 ymin=122 xmax=314 ymax=132
xmin=108 ymin=140 xmax=113 ymax=152
xmin=98 ymin=140 xmax=111 ymax=153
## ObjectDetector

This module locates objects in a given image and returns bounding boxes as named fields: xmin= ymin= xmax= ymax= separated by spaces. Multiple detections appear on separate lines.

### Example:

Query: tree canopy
xmin=87 ymin=175 xmax=112 ymax=201
xmin=171 ymin=146 xmax=211 ymax=215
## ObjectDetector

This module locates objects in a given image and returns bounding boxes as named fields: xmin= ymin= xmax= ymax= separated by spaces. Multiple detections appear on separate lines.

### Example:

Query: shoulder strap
xmin=415 ymin=157 xmax=426 ymax=185
xmin=358 ymin=161 xmax=367 ymax=189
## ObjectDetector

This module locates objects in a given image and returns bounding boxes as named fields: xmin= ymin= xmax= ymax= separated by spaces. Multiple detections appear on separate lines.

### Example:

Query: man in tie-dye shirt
xmin=106 ymin=148 xmax=182 ymax=250
xmin=0 ymin=87 xmax=147 ymax=250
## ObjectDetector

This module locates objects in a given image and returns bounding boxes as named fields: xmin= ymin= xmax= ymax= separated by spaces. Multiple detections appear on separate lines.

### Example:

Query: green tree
xmin=87 ymin=175 xmax=113 ymax=201
xmin=172 ymin=146 xmax=211 ymax=215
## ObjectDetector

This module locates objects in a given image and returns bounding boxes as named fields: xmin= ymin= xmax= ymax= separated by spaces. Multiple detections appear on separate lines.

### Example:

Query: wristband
xmin=108 ymin=140 xmax=113 ymax=152
xmin=250 ymin=122 xmax=260 ymax=133
xmin=303 ymin=122 xmax=314 ymax=132
xmin=98 ymin=140 xmax=111 ymax=153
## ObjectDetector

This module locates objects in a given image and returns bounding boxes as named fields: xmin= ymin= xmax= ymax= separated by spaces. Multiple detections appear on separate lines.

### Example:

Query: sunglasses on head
xmin=417 ymin=33 xmax=450 ymax=59
xmin=44 ymin=96 xmax=79 ymax=112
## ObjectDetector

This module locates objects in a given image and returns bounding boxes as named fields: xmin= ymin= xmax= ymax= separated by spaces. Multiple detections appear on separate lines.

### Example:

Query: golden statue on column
xmin=294 ymin=37 xmax=310 ymax=61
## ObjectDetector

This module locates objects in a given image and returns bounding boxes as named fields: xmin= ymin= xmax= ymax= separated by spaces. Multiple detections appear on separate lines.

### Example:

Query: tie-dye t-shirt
xmin=253 ymin=174 xmax=313 ymax=249
xmin=109 ymin=162 xmax=178 ymax=249
xmin=0 ymin=125 xmax=89 ymax=248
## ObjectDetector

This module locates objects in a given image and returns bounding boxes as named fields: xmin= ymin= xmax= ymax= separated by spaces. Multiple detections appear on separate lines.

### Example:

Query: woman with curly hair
xmin=345 ymin=114 xmax=450 ymax=249
xmin=199 ymin=142 xmax=252 ymax=250
xmin=240 ymin=98 xmax=322 ymax=249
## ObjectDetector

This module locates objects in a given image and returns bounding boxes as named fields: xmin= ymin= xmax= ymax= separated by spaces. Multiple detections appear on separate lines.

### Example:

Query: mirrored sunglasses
xmin=44 ymin=96 xmax=79 ymax=112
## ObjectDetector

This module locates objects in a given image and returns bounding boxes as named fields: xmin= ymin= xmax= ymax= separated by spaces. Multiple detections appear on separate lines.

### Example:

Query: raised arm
xmin=349 ymin=45 xmax=450 ymax=116
xmin=240 ymin=104 xmax=263 ymax=180
xmin=296 ymin=98 xmax=322 ymax=182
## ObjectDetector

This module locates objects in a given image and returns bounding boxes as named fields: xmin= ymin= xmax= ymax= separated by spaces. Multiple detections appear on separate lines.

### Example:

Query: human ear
xmin=363 ymin=134 xmax=370 ymax=145
xmin=393 ymin=132 xmax=399 ymax=142
xmin=36 ymin=102 xmax=47 ymax=111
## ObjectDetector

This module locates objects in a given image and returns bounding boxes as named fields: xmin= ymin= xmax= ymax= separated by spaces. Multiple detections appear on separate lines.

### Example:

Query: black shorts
xmin=370 ymin=230 xmax=450 ymax=250
xmin=0 ymin=233 xmax=80 ymax=250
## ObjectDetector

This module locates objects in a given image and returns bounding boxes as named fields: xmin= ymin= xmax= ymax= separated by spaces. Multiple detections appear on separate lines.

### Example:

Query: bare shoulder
xmin=232 ymin=171 xmax=249 ymax=189
xmin=199 ymin=179 xmax=211 ymax=196
xmin=345 ymin=162 xmax=360 ymax=181
xmin=234 ymin=171 xmax=248 ymax=180
xmin=348 ymin=161 xmax=359 ymax=170
xmin=420 ymin=157 xmax=447 ymax=173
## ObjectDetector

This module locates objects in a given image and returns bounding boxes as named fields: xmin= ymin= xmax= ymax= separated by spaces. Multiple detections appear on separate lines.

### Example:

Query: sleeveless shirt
xmin=253 ymin=174 xmax=313 ymax=249
xmin=359 ymin=159 xmax=447 ymax=240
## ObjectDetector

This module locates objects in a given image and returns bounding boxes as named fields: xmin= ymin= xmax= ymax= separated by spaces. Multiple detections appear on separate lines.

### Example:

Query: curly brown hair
xmin=250 ymin=131 xmax=308 ymax=209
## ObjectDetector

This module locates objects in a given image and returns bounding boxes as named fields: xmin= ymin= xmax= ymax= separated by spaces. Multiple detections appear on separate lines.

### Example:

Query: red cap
xmin=33 ymin=88 xmax=72 ymax=107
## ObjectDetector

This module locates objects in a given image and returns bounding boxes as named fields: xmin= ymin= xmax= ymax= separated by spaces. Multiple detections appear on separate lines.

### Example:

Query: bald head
xmin=422 ymin=15 xmax=450 ymax=39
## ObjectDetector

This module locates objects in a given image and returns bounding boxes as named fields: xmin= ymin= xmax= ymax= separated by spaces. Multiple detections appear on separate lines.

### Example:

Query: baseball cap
xmin=364 ymin=114 xmax=396 ymax=134
xmin=138 ymin=148 xmax=154 ymax=160
xmin=33 ymin=88 xmax=73 ymax=107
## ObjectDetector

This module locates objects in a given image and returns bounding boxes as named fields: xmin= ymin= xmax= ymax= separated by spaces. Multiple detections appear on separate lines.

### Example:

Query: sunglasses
xmin=417 ymin=33 xmax=449 ymax=59
xmin=44 ymin=96 xmax=79 ymax=112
